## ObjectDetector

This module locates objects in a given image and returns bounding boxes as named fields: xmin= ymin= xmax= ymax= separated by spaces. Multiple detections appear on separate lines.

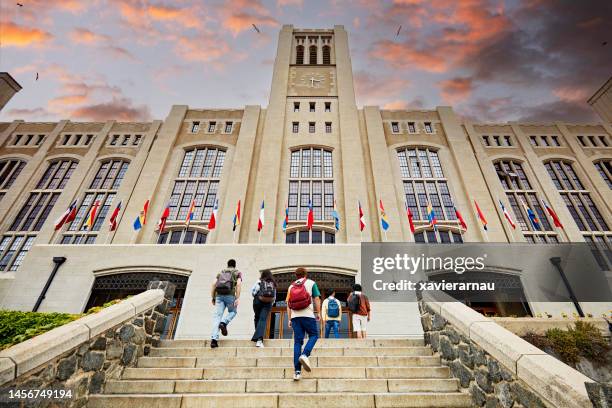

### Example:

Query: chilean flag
xmin=541 ymin=199 xmax=563 ymax=228
xmin=358 ymin=201 xmax=366 ymax=232
xmin=306 ymin=199 xmax=314 ymax=230
xmin=499 ymin=200 xmax=516 ymax=230
xmin=405 ymin=200 xmax=415 ymax=234
xmin=208 ymin=199 xmax=219 ymax=230
xmin=108 ymin=200 xmax=122 ymax=232
xmin=54 ymin=200 xmax=78 ymax=230
xmin=257 ymin=200 xmax=265 ymax=232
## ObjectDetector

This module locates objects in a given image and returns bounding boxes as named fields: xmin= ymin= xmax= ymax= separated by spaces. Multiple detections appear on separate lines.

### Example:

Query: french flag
xmin=499 ymin=200 xmax=516 ymax=230
xmin=54 ymin=200 xmax=78 ymax=230
xmin=257 ymin=200 xmax=265 ymax=232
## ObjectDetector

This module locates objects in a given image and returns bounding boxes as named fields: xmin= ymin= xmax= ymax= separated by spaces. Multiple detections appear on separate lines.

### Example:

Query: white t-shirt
xmin=286 ymin=278 xmax=319 ymax=319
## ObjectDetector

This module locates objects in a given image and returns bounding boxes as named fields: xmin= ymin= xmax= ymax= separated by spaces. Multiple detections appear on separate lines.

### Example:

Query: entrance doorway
xmin=265 ymin=271 xmax=356 ymax=338
xmin=86 ymin=272 xmax=189 ymax=338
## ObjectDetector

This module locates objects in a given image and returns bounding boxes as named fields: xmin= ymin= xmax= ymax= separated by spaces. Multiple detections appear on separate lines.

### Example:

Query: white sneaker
xmin=298 ymin=354 xmax=312 ymax=372
xmin=293 ymin=371 xmax=301 ymax=381
xmin=256 ymin=340 xmax=264 ymax=348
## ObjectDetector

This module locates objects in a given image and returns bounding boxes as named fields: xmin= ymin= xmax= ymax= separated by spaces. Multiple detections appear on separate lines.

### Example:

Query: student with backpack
xmin=347 ymin=283 xmax=371 ymax=339
xmin=322 ymin=289 xmax=342 ymax=338
xmin=210 ymin=259 xmax=243 ymax=348
xmin=250 ymin=269 xmax=277 ymax=347
xmin=286 ymin=267 xmax=321 ymax=381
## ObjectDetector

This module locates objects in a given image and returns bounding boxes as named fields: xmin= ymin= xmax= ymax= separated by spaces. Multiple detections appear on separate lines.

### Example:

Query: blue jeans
xmin=211 ymin=295 xmax=237 ymax=340
xmin=291 ymin=317 xmax=318 ymax=372
xmin=325 ymin=320 xmax=339 ymax=338
xmin=251 ymin=298 xmax=272 ymax=341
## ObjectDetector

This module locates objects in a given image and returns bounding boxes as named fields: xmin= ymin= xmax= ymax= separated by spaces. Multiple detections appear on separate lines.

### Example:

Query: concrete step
xmin=148 ymin=346 xmax=433 ymax=358
xmin=89 ymin=392 xmax=471 ymax=407
xmin=105 ymin=378 xmax=460 ymax=394
xmin=136 ymin=355 xmax=440 ymax=368
xmin=157 ymin=338 xmax=425 ymax=348
xmin=121 ymin=366 xmax=451 ymax=380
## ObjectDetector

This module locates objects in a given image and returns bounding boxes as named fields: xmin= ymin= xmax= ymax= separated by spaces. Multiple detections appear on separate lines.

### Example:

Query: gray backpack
xmin=215 ymin=269 xmax=236 ymax=295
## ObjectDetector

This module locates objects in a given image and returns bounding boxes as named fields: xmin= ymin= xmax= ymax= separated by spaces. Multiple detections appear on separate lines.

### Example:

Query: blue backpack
xmin=327 ymin=298 xmax=340 ymax=318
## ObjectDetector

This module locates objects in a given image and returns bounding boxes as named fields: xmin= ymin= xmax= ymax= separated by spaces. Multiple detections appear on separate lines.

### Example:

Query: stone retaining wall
xmin=418 ymin=290 xmax=594 ymax=408
xmin=0 ymin=281 xmax=175 ymax=407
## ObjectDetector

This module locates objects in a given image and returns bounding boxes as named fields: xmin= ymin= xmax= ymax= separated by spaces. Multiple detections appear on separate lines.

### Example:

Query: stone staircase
xmin=88 ymin=338 xmax=471 ymax=407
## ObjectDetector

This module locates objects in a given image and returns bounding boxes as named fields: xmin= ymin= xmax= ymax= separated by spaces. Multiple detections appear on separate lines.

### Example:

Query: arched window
xmin=0 ymin=159 xmax=26 ymax=201
xmin=594 ymin=160 xmax=612 ymax=189
xmin=397 ymin=147 xmax=458 ymax=226
xmin=296 ymin=45 xmax=304 ymax=64
xmin=309 ymin=45 xmax=317 ymax=64
xmin=168 ymin=147 xmax=225 ymax=225
xmin=1 ymin=159 xmax=78 ymax=271
xmin=285 ymin=228 xmax=335 ymax=244
xmin=60 ymin=159 xmax=129 ymax=244
xmin=414 ymin=229 xmax=463 ymax=244
xmin=495 ymin=160 xmax=557 ymax=243
xmin=322 ymin=45 xmax=331 ymax=64
xmin=288 ymin=148 xmax=334 ymax=222
xmin=158 ymin=228 xmax=207 ymax=244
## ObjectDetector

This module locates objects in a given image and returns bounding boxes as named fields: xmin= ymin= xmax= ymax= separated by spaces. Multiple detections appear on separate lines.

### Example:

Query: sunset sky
xmin=0 ymin=0 xmax=610 ymax=123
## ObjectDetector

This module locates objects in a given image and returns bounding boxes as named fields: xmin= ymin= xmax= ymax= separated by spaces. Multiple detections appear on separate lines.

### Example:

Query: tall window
xmin=309 ymin=45 xmax=317 ymax=64
xmin=495 ymin=160 xmax=557 ymax=243
xmin=594 ymin=160 xmax=612 ymax=189
xmin=322 ymin=45 xmax=331 ymax=64
xmin=288 ymin=148 xmax=334 ymax=222
xmin=168 ymin=148 xmax=225 ymax=226
xmin=545 ymin=160 xmax=609 ymax=234
xmin=0 ymin=160 xmax=78 ymax=271
xmin=60 ymin=160 xmax=129 ymax=244
xmin=296 ymin=45 xmax=304 ymax=64
xmin=397 ymin=148 xmax=457 ymax=227
xmin=158 ymin=228 xmax=207 ymax=244
xmin=0 ymin=159 xmax=26 ymax=202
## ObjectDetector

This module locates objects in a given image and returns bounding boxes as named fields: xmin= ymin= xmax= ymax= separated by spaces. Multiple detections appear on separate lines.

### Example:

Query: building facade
xmin=0 ymin=26 xmax=610 ymax=339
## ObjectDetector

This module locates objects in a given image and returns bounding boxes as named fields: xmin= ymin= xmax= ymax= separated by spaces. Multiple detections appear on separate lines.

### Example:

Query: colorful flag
xmin=541 ymin=199 xmax=563 ymax=228
xmin=185 ymin=199 xmax=196 ymax=226
xmin=208 ymin=199 xmax=219 ymax=230
xmin=331 ymin=200 xmax=340 ymax=231
xmin=499 ymin=200 xmax=516 ymax=230
xmin=306 ymin=199 xmax=314 ymax=230
xmin=257 ymin=200 xmax=265 ymax=232
xmin=232 ymin=200 xmax=241 ymax=231
xmin=85 ymin=201 xmax=100 ymax=231
xmin=379 ymin=199 xmax=389 ymax=231
xmin=521 ymin=198 xmax=540 ymax=231
xmin=405 ymin=201 xmax=415 ymax=234
xmin=426 ymin=201 xmax=437 ymax=229
xmin=358 ymin=201 xmax=365 ymax=232
xmin=282 ymin=202 xmax=289 ymax=232
xmin=54 ymin=200 xmax=78 ymax=230
xmin=156 ymin=205 xmax=170 ymax=233
xmin=474 ymin=200 xmax=488 ymax=231
xmin=454 ymin=206 xmax=467 ymax=230
xmin=109 ymin=200 xmax=122 ymax=231
xmin=133 ymin=199 xmax=149 ymax=230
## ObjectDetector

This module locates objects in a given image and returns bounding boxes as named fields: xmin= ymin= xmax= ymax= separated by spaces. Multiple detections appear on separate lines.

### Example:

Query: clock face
xmin=288 ymin=67 xmax=336 ymax=96
xmin=298 ymin=72 xmax=326 ymax=88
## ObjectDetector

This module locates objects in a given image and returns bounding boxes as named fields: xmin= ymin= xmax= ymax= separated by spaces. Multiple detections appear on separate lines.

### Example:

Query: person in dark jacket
xmin=250 ymin=269 xmax=276 ymax=347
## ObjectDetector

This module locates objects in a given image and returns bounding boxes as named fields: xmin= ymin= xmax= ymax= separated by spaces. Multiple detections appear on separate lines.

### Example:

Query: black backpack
xmin=347 ymin=292 xmax=361 ymax=313
xmin=257 ymin=280 xmax=275 ymax=303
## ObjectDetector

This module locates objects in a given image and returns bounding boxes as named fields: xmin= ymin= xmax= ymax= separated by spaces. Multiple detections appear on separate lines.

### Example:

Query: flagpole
xmin=383 ymin=230 xmax=388 ymax=242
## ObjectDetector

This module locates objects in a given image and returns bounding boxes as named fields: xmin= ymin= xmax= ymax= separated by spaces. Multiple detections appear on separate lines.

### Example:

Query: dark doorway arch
xmin=428 ymin=271 xmax=532 ymax=317
xmin=86 ymin=272 xmax=189 ymax=338
xmin=267 ymin=270 xmax=356 ymax=338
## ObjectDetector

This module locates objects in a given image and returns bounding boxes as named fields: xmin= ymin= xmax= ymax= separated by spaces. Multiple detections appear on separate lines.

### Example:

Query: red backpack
xmin=288 ymin=279 xmax=311 ymax=310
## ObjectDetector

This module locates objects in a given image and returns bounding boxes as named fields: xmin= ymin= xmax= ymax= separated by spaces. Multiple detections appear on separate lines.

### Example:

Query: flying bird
xmin=17 ymin=2 xmax=24 ymax=6
xmin=396 ymin=25 xmax=402 ymax=37
xmin=35 ymin=72 xmax=38 ymax=81
xmin=252 ymin=23 xmax=261 ymax=34
xmin=602 ymin=41 xmax=608 ymax=46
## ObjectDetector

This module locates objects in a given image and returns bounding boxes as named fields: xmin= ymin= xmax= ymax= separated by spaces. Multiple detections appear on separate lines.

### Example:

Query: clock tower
xmin=248 ymin=25 xmax=369 ymax=244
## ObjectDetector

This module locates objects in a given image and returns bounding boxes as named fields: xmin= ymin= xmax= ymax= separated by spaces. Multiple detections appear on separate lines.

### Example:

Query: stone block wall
xmin=0 ymin=281 xmax=175 ymax=407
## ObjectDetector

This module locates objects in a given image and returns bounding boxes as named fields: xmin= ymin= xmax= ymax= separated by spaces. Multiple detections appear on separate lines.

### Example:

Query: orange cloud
xmin=438 ymin=77 xmax=474 ymax=103
xmin=70 ymin=98 xmax=151 ymax=121
xmin=553 ymin=86 xmax=590 ymax=103
xmin=219 ymin=0 xmax=279 ymax=35
xmin=382 ymin=100 xmax=409 ymax=110
xmin=370 ymin=41 xmax=448 ymax=72
xmin=69 ymin=28 xmax=110 ymax=45
xmin=225 ymin=13 xmax=279 ymax=36
xmin=1 ymin=21 xmax=53 ymax=47
xmin=147 ymin=4 xmax=201 ymax=29
xmin=175 ymin=35 xmax=232 ymax=62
